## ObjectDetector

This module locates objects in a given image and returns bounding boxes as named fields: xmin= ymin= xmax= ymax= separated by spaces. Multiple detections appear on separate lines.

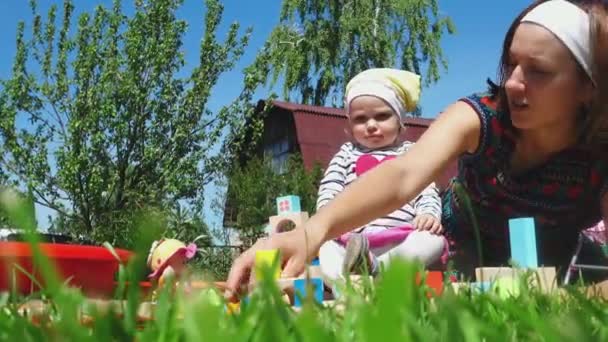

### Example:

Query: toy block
xmin=246 ymin=276 xmax=301 ymax=299
xmin=276 ymin=266 xmax=327 ymax=304
xmin=472 ymin=281 xmax=492 ymax=293
xmin=475 ymin=266 xmax=513 ymax=282
xmin=475 ymin=266 xmax=557 ymax=292
xmin=451 ymin=282 xmax=491 ymax=294
xmin=346 ymin=274 xmax=374 ymax=295
xmin=292 ymin=299 xmax=343 ymax=313
xmin=449 ymin=282 xmax=465 ymax=293
xmin=225 ymin=302 xmax=240 ymax=314
xmin=276 ymin=195 xmax=301 ymax=214
xmin=329 ymin=275 xmax=373 ymax=299
xmin=415 ymin=271 xmax=444 ymax=297
xmin=581 ymin=279 xmax=608 ymax=299
xmin=509 ymin=217 xmax=538 ymax=268
xmin=268 ymin=212 xmax=309 ymax=234
xmin=297 ymin=257 xmax=323 ymax=279
xmin=451 ymin=282 xmax=503 ymax=294
xmin=254 ymin=249 xmax=281 ymax=280
xmin=293 ymin=278 xmax=323 ymax=307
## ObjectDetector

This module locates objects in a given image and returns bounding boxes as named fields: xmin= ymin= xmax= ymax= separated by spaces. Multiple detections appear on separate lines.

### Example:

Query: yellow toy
xmin=254 ymin=249 xmax=281 ymax=280
xmin=147 ymin=238 xmax=198 ymax=286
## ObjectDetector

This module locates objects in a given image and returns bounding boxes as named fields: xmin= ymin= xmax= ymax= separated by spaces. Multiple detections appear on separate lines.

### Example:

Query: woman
xmin=225 ymin=0 xmax=608 ymax=296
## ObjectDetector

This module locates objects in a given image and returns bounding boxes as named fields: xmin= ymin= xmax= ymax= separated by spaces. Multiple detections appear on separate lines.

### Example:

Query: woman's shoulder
xmin=455 ymin=91 xmax=511 ymax=160
xmin=459 ymin=92 xmax=502 ymax=117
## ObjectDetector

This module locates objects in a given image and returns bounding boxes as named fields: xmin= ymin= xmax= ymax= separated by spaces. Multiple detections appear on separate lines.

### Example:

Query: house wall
xmin=260 ymin=108 xmax=299 ymax=172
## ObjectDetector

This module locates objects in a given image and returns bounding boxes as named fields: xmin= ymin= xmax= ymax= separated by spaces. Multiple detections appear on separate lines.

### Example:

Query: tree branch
xmin=30 ymin=186 xmax=75 ymax=220
xmin=48 ymin=99 xmax=68 ymax=138
xmin=24 ymin=109 xmax=58 ymax=136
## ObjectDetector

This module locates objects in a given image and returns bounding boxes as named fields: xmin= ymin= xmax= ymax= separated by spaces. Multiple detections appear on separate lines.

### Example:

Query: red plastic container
xmin=0 ymin=241 xmax=133 ymax=298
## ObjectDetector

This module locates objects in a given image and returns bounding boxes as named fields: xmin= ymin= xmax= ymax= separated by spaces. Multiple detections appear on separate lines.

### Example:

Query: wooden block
xmin=581 ymin=280 xmax=608 ymax=299
xmin=292 ymin=299 xmax=341 ymax=313
xmin=245 ymin=276 xmax=300 ymax=293
xmin=188 ymin=280 xmax=227 ymax=292
xmin=268 ymin=212 xmax=309 ymax=234
xmin=509 ymin=217 xmax=538 ymax=268
xmin=243 ymin=276 xmax=312 ymax=306
xmin=346 ymin=274 xmax=374 ymax=294
xmin=276 ymin=195 xmax=301 ymax=214
xmin=475 ymin=266 xmax=557 ymax=292
xmin=450 ymin=282 xmax=492 ymax=294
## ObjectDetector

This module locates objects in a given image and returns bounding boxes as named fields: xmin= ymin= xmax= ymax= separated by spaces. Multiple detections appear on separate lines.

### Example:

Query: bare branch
xmin=30 ymin=186 xmax=74 ymax=219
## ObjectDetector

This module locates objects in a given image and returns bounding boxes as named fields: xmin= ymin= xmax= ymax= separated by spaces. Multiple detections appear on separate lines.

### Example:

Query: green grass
xmin=2 ymin=190 xmax=608 ymax=341
xmin=2 ymin=260 xmax=608 ymax=341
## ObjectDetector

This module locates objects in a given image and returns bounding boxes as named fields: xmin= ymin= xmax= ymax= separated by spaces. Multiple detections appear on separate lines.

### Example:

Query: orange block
xmin=415 ymin=271 xmax=444 ymax=297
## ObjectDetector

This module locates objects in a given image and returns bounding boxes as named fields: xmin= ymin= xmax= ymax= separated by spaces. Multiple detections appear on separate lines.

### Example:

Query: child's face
xmin=348 ymin=96 xmax=401 ymax=149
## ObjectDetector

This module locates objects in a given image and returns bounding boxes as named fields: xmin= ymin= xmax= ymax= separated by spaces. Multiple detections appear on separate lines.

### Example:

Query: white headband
xmin=346 ymin=81 xmax=406 ymax=123
xmin=344 ymin=68 xmax=421 ymax=125
xmin=521 ymin=0 xmax=595 ymax=85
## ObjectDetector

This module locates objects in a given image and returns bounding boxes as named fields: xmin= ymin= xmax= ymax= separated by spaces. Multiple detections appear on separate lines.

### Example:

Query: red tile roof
xmin=272 ymin=100 xmax=435 ymax=127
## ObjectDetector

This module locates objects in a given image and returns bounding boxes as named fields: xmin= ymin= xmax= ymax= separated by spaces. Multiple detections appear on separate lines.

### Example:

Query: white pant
xmin=318 ymin=230 xmax=445 ymax=283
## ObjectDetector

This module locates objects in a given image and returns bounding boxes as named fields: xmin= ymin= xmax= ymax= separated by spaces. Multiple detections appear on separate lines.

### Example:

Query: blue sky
xmin=0 ymin=0 xmax=531 ymax=232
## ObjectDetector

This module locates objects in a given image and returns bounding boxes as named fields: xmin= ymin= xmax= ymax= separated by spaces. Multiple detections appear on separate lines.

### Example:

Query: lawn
xmin=2 ymin=189 xmax=608 ymax=341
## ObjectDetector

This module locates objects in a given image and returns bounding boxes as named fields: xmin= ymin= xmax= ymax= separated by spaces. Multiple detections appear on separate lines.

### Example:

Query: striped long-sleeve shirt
xmin=316 ymin=141 xmax=441 ymax=234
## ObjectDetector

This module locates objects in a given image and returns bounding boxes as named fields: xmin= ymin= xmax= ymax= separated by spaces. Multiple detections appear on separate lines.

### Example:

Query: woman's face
xmin=348 ymin=95 xmax=401 ymax=149
xmin=504 ymin=23 xmax=592 ymax=132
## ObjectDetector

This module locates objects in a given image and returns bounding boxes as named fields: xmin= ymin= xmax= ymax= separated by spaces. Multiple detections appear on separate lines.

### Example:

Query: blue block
xmin=293 ymin=278 xmax=323 ymax=307
xmin=508 ymin=217 xmax=538 ymax=268
xmin=276 ymin=195 xmax=301 ymax=214
xmin=310 ymin=257 xmax=320 ymax=266
xmin=471 ymin=281 xmax=492 ymax=293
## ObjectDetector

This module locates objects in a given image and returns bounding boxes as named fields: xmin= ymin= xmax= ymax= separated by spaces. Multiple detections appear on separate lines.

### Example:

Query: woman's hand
xmin=224 ymin=226 xmax=323 ymax=301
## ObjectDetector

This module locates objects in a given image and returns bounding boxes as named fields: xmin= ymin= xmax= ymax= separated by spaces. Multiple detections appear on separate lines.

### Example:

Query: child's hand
xmin=413 ymin=214 xmax=443 ymax=234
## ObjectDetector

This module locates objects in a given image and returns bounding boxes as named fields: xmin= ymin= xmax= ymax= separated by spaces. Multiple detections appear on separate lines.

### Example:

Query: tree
xmin=0 ymin=0 xmax=251 ymax=247
xmin=222 ymin=0 xmax=455 ymax=173
xmin=0 ymin=186 xmax=12 ymax=228
xmin=244 ymin=0 xmax=455 ymax=108
xmin=165 ymin=202 xmax=212 ymax=247
xmin=223 ymin=154 xmax=323 ymax=246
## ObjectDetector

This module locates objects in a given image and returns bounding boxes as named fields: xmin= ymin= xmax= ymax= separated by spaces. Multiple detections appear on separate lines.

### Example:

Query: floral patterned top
xmin=441 ymin=93 xmax=608 ymax=264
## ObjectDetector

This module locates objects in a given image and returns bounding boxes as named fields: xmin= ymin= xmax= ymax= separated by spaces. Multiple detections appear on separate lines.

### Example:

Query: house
xmin=251 ymin=99 xmax=457 ymax=185
xmin=222 ymin=99 xmax=458 ymax=233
